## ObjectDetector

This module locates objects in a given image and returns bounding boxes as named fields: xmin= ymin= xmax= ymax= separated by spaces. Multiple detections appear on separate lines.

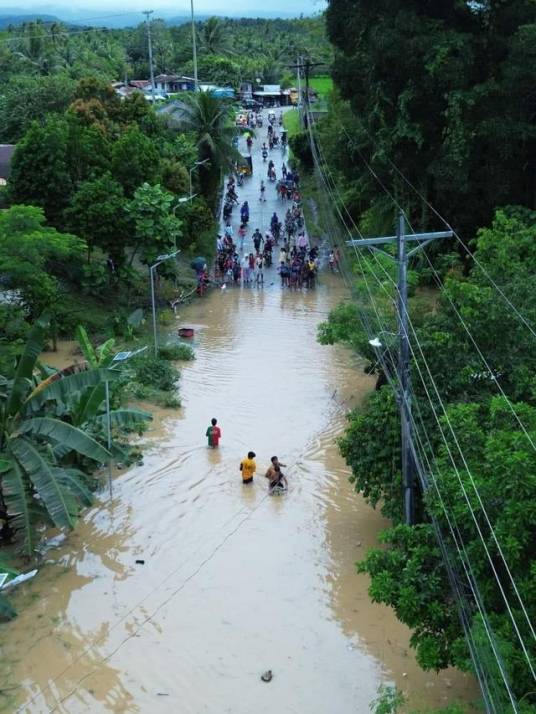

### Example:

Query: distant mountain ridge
xmin=0 ymin=9 xmax=315 ymax=29
xmin=0 ymin=13 xmax=63 ymax=28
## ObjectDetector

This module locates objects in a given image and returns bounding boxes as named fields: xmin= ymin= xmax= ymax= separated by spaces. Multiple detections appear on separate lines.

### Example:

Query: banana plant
xmin=69 ymin=326 xmax=152 ymax=447
xmin=0 ymin=317 xmax=119 ymax=557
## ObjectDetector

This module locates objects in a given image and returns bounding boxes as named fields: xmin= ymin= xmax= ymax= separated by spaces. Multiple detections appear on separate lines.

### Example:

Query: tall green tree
xmin=64 ymin=173 xmax=130 ymax=264
xmin=324 ymin=0 xmax=536 ymax=237
xmin=198 ymin=17 xmax=232 ymax=56
xmin=0 ymin=74 xmax=76 ymax=143
xmin=9 ymin=117 xmax=72 ymax=222
xmin=111 ymin=126 xmax=160 ymax=197
xmin=0 ymin=205 xmax=85 ymax=318
xmin=125 ymin=182 xmax=182 ymax=265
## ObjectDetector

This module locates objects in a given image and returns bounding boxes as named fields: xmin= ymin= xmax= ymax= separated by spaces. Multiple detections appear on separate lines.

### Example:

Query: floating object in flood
xmin=178 ymin=328 xmax=195 ymax=338
xmin=261 ymin=670 xmax=273 ymax=683
xmin=1 ymin=569 xmax=38 ymax=591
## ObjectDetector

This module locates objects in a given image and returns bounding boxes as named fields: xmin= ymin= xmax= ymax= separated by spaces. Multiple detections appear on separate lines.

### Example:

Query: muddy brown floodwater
xmin=1 ymin=119 xmax=476 ymax=714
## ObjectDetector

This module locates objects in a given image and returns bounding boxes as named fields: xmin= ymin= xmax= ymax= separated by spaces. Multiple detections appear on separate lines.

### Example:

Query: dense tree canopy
xmin=324 ymin=0 xmax=536 ymax=238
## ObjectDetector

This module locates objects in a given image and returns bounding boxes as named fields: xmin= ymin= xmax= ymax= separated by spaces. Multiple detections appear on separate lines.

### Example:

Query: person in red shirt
xmin=206 ymin=418 xmax=221 ymax=448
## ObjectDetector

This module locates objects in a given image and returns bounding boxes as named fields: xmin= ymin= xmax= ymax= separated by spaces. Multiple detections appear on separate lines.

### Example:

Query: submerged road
xmin=0 ymin=110 xmax=475 ymax=713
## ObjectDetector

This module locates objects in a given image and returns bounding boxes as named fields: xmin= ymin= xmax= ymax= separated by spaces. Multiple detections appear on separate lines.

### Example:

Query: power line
xmin=304 ymin=105 xmax=533 ymax=707
xmin=331 ymin=115 xmax=536 ymax=655
xmin=342 ymin=111 xmax=536 ymax=343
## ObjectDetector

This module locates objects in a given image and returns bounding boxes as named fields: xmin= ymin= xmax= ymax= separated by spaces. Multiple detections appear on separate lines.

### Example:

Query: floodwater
xmin=0 ymin=112 xmax=476 ymax=714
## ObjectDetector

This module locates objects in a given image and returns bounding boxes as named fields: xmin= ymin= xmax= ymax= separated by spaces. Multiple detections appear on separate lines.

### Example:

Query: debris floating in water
xmin=261 ymin=670 xmax=273 ymax=682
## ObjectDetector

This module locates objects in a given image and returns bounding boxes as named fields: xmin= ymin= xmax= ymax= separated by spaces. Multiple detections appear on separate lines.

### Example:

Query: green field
xmin=283 ymin=109 xmax=301 ymax=138
xmin=310 ymin=76 xmax=333 ymax=98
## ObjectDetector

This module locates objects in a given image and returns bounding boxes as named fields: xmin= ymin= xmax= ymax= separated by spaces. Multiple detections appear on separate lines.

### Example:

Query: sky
xmin=1 ymin=0 xmax=326 ymax=19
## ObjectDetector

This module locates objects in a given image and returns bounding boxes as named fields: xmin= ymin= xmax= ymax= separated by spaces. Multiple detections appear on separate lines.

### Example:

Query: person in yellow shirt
xmin=240 ymin=451 xmax=256 ymax=484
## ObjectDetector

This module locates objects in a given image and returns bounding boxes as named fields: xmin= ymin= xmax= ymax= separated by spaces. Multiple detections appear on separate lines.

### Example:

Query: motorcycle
xmin=263 ymin=248 xmax=273 ymax=267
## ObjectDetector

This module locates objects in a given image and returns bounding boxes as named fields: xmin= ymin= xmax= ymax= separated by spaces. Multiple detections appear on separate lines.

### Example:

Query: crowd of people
xmin=215 ymin=170 xmax=321 ymax=290
xmin=212 ymin=111 xmax=343 ymax=294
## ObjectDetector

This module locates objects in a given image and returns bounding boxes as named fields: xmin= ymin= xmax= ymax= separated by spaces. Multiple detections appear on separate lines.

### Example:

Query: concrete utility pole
xmin=190 ymin=0 xmax=199 ymax=90
xmin=296 ymin=55 xmax=302 ymax=122
xmin=288 ymin=58 xmax=324 ymax=128
xmin=347 ymin=212 xmax=453 ymax=525
xmin=143 ymin=10 xmax=156 ymax=104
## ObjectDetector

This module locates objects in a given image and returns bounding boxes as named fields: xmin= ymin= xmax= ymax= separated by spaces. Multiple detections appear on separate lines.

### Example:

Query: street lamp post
xmin=189 ymin=158 xmax=210 ymax=198
xmin=105 ymin=347 xmax=148 ymax=499
xmin=149 ymin=250 xmax=181 ymax=357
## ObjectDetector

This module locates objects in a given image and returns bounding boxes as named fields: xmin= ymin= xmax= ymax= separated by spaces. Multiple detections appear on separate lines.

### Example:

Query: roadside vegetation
xmin=0 ymin=13 xmax=329 ymax=617
xmin=285 ymin=1 xmax=536 ymax=709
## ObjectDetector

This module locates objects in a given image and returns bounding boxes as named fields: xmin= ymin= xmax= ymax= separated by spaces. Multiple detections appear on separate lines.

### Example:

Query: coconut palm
xmin=177 ymin=90 xmax=245 ymax=200
xmin=198 ymin=17 xmax=232 ymax=56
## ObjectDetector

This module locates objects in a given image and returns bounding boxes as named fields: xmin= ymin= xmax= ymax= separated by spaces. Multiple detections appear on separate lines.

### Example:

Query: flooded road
xmin=0 ymin=112 xmax=475 ymax=713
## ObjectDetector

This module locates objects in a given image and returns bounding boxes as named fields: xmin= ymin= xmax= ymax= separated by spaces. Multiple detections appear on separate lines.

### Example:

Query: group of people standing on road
xmin=215 ymin=165 xmax=319 ymax=290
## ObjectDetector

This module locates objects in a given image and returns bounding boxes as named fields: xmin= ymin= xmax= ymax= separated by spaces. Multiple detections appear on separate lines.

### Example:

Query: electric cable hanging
xmin=328 ymin=114 xmax=536 ymax=655
xmin=308 ymin=108 xmax=530 ymax=700
xmin=337 ymin=113 xmax=536 ymax=341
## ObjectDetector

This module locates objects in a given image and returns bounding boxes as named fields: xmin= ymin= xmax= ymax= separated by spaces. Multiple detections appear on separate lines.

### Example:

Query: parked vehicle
xmin=242 ymin=99 xmax=263 ymax=111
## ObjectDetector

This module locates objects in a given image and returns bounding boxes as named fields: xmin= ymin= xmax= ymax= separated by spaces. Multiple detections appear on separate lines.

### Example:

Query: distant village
xmin=112 ymin=75 xmax=300 ymax=107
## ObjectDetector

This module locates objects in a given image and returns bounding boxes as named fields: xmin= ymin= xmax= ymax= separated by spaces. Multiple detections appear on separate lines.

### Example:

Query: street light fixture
xmin=105 ymin=346 xmax=148 ymax=499
xmin=189 ymin=158 xmax=210 ymax=198
xmin=149 ymin=249 xmax=181 ymax=357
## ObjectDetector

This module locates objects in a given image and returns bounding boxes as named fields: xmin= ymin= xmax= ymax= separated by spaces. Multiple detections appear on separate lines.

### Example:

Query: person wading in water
xmin=265 ymin=456 xmax=288 ymax=493
xmin=206 ymin=418 xmax=221 ymax=448
xmin=240 ymin=451 xmax=257 ymax=484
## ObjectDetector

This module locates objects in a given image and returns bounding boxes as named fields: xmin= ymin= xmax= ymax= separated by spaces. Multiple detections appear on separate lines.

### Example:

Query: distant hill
xmin=0 ymin=13 xmax=63 ymax=28
xmin=0 ymin=8 xmax=320 ymax=30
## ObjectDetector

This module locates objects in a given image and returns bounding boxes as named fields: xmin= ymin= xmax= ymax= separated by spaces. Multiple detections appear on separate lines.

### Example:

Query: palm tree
xmin=198 ymin=17 xmax=231 ymax=56
xmin=177 ymin=91 xmax=244 ymax=202
xmin=0 ymin=317 xmax=150 ymax=558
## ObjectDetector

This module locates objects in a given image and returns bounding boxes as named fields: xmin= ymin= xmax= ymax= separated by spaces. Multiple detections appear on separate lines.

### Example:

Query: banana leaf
xmin=53 ymin=468 xmax=93 ymax=507
xmin=25 ymin=368 xmax=120 ymax=411
xmin=5 ymin=314 xmax=49 ymax=418
xmin=96 ymin=339 xmax=116 ymax=366
xmin=72 ymin=382 xmax=106 ymax=426
xmin=2 ymin=458 xmax=41 ymax=557
xmin=94 ymin=409 xmax=152 ymax=430
xmin=75 ymin=325 xmax=98 ymax=368
xmin=20 ymin=417 xmax=109 ymax=462
xmin=10 ymin=438 xmax=77 ymax=529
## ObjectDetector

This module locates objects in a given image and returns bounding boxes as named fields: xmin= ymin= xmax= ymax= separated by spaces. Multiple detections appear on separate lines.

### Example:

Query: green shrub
xmin=134 ymin=356 xmax=179 ymax=391
xmin=158 ymin=308 xmax=176 ymax=326
xmin=159 ymin=343 xmax=195 ymax=361
xmin=80 ymin=262 xmax=108 ymax=296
